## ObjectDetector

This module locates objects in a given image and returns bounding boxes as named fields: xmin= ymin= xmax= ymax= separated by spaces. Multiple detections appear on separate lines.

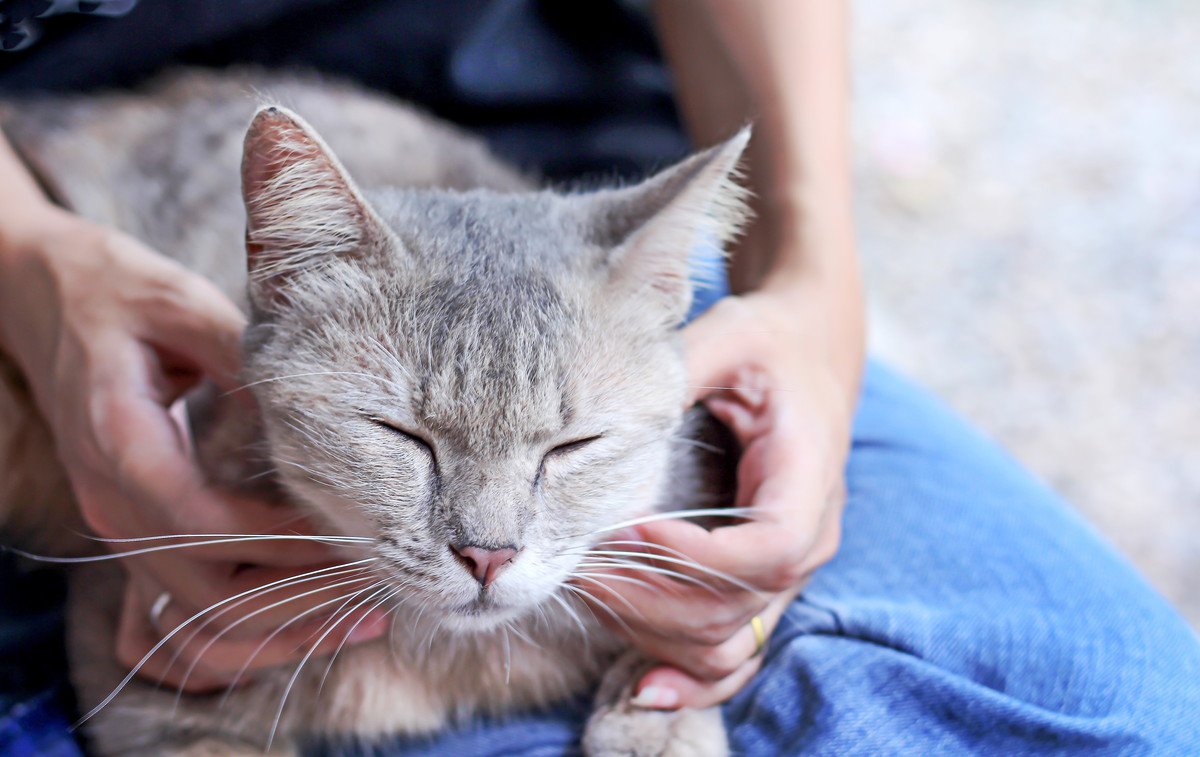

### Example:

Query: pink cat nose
xmin=451 ymin=544 xmax=519 ymax=588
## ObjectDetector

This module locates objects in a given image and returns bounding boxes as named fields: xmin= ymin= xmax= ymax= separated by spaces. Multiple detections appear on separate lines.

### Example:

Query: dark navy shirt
xmin=0 ymin=0 xmax=687 ymax=181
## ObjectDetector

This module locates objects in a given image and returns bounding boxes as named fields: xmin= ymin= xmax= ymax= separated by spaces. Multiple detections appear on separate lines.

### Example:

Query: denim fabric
xmin=724 ymin=365 xmax=1200 ymax=755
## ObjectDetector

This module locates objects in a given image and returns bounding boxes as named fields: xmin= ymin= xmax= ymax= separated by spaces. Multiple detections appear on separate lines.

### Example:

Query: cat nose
xmin=450 ymin=544 xmax=519 ymax=588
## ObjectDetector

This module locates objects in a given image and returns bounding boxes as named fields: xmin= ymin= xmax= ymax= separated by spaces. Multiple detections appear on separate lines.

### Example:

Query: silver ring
xmin=148 ymin=591 xmax=172 ymax=628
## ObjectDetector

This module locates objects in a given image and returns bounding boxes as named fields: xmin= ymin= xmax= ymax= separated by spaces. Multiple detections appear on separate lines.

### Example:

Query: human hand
xmin=0 ymin=208 xmax=386 ymax=692
xmin=582 ymin=286 xmax=858 ymax=710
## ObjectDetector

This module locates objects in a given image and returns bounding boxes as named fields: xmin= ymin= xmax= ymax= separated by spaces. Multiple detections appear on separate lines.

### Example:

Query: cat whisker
xmin=575 ymin=558 xmax=716 ymax=595
xmin=546 ymin=591 xmax=588 ymax=638
xmin=387 ymin=601 xmax=404 ymax=665
xmin=306 ymin=577 xmax=394 ymax=643
xmin=162 ymin=563 xmax=375 ymax=690
xmin=668 ymin=436 xmax=725 ymax=454
xmin=571 ymin=575 xmax=644 ymax=620
xmin=574 ymin=548 xmax=756 ymax=593
xmin=568 ymin=559 xmax=662 ymax=590
xmin=577 ymin=537 xmax=755 ymax=594
xmin=11 ymin=534 xmax=373 ymax=564
xmin=85 ymin=531 xmax=372 ymax=545
xmin=568 ymin=568 xmax=662 ymax=597
xmin=173 ymin=570 xmax=377 ymax=712
xmin=501 ymin=623 xmax=512 ymax=686
xmin=273 ymin=457 xmax=339 ymax=488
xmin=578 ymin=556 xmax=724 ymax=597
xmin=562 ymin=584 xmax=636 ymax=638
xmin=503 ymin=618 xmax=537 ymax=648
xmin=297 ymin=580 xmax=391 ymax=657
xmin=317 ymin=586 xmax=402 ymax=698
xmin=223 ymin=370 xmax=409 ymax=398
xmin=557 ymin=507 xmax=759 ymax=542
xmin=73 ymin=558 xmax=376 ymax=728
xmin=363 ymin=335 xmax=417 ymax=383
xmin=218 ymin=579 xmax=388 ymax=709
xmin=686 ymin=384 xmax=797 ymax=394
xmin=266 ymin=582 xmax=395 ymax=750
xmin=423 ymin=615 xmax=446 ymax=656
xmin=589 ymin=538 xmax=718 ymax=565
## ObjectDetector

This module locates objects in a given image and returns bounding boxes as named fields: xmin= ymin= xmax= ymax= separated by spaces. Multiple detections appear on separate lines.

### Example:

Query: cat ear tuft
xmin=241 ymin=105 xmax=380 ymax=309
xmin=586 ymin=127 xmax=753 ymax=324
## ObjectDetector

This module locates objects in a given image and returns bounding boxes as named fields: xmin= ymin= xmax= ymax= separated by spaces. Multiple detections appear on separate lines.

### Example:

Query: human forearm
xmin=654 ymin=0 xmax=863 ymax=394
xmin=0 ymin=133 xmax=80 ymax=365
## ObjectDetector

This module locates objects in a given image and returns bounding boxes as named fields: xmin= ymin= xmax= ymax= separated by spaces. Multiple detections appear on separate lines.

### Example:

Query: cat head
xmin=238 ymin=106 xmax=749 ymax=630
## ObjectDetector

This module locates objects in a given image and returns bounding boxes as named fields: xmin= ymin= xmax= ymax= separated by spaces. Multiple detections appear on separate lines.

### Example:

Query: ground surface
xmin=853 ymin=0 xmax=1200 ymax=625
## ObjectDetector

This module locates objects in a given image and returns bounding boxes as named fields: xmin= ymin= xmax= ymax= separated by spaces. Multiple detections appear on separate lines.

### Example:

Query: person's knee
xmin=726 ymin=621 xmax=1200 ymax=754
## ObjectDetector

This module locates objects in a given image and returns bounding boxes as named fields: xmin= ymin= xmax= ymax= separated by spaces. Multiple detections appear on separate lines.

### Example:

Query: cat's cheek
xmin=289 ymin=484 xmax=380 ymax=541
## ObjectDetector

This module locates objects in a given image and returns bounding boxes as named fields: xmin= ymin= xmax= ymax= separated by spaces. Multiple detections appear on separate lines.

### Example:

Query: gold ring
xmin=750 ymin=615 xmax=767 ymax=657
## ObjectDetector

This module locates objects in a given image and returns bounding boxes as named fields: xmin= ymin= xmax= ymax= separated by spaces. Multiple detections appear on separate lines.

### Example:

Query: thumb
xmin=632 ymin=661 xmax=762 ymax=711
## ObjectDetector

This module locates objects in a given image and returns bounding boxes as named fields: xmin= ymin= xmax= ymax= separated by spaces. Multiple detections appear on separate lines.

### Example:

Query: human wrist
xmin=0 ymin=205 xmax=90 ymax=368
xmin=752 ymin=239 xmax=866 ymax=413
xmin=0 ymin=200 xmax=78 ymax=264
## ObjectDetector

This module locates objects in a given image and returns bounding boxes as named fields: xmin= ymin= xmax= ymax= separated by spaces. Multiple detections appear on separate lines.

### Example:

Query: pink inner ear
xmin=240 ymin=106 xmax=370 ymax=304
xmin=243 ymin=108 xmax=353 ymax=207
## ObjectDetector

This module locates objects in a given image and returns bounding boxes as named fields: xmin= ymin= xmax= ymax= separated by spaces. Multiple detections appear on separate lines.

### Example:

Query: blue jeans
xmin=4 ymin=368 xmax=1200 ymax=756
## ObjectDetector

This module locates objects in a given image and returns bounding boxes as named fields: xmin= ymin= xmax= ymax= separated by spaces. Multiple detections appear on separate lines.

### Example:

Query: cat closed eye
xmin=370 ymin=418 xmax=436 ymax=456
xmin=547 ymin=435 xmax=603 ymax=457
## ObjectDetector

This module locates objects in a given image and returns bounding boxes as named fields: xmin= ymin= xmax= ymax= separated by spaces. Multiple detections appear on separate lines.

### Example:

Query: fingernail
xmin=630 ymin=685 xmax=679 ymax=710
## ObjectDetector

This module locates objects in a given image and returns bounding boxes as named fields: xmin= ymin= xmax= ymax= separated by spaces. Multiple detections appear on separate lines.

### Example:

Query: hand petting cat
xmin=0 ymin=193 xmax=385 ymax=692
xmin=619 ymin=0 xmax=863 ymax=710
xmin=582 ymin=283 xmax=856 ymax=710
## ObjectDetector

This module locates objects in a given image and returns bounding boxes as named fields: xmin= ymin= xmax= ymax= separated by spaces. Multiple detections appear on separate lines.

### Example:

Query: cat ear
xmin=241 ymin=106 xmax=383 ymax=309
xmin=586 ymin=128 xmax=752 ymax=324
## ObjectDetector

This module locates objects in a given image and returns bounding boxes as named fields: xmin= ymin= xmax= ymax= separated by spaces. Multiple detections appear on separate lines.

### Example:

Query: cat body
xmin=0 ymin=70 xmax=747 ymax=756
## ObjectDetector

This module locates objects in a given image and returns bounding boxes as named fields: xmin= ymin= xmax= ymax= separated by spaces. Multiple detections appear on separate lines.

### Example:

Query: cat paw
xmin=583 ymin=702 xmax=728 ymax=757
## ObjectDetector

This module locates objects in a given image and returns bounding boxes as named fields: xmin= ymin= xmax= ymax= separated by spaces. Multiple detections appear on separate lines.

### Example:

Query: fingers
xmin=88 ymin=393 xmax=334 ymax=562
xmin=635 ymin=505 xmax=839 ymax=594
xmin=636 ymin=358 xmax=843 ymax=592
xmin=618 ymin=292 xmax=852 ymax=710
xmin=630 ymin=591 xmax=793 ymax=711
xmin=633 ymin=658 xmax=762 ymax=711
xmin=129 ymin=248 xmax=247 ymax=389
xmin=583 ymin=570 xmax=767 ymax=647
xmin=119 ymin=572 xmax=389 ymax=693
xmin=626 ymin=610 xmax=764 ymax=682
xmin=140 ymin=560 xmax=379 ymax=638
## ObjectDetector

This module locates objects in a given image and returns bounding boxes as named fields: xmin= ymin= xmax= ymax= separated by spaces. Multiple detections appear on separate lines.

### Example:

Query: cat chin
xmin=440 ymin=603 xmax=530 ymax=634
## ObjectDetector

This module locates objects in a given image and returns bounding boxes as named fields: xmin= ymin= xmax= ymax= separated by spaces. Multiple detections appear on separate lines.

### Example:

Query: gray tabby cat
xmin=0 ymin=69 xmax=750 ymax=756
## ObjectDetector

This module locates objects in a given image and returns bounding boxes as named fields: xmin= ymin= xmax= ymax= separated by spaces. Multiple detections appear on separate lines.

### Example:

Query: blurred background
xmin=853 ymin=0 xmax=1200 ymax=626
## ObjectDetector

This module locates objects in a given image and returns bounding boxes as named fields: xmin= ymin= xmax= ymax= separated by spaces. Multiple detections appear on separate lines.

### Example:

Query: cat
xmin=0 ymin=69 xmax=750 ymax=756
